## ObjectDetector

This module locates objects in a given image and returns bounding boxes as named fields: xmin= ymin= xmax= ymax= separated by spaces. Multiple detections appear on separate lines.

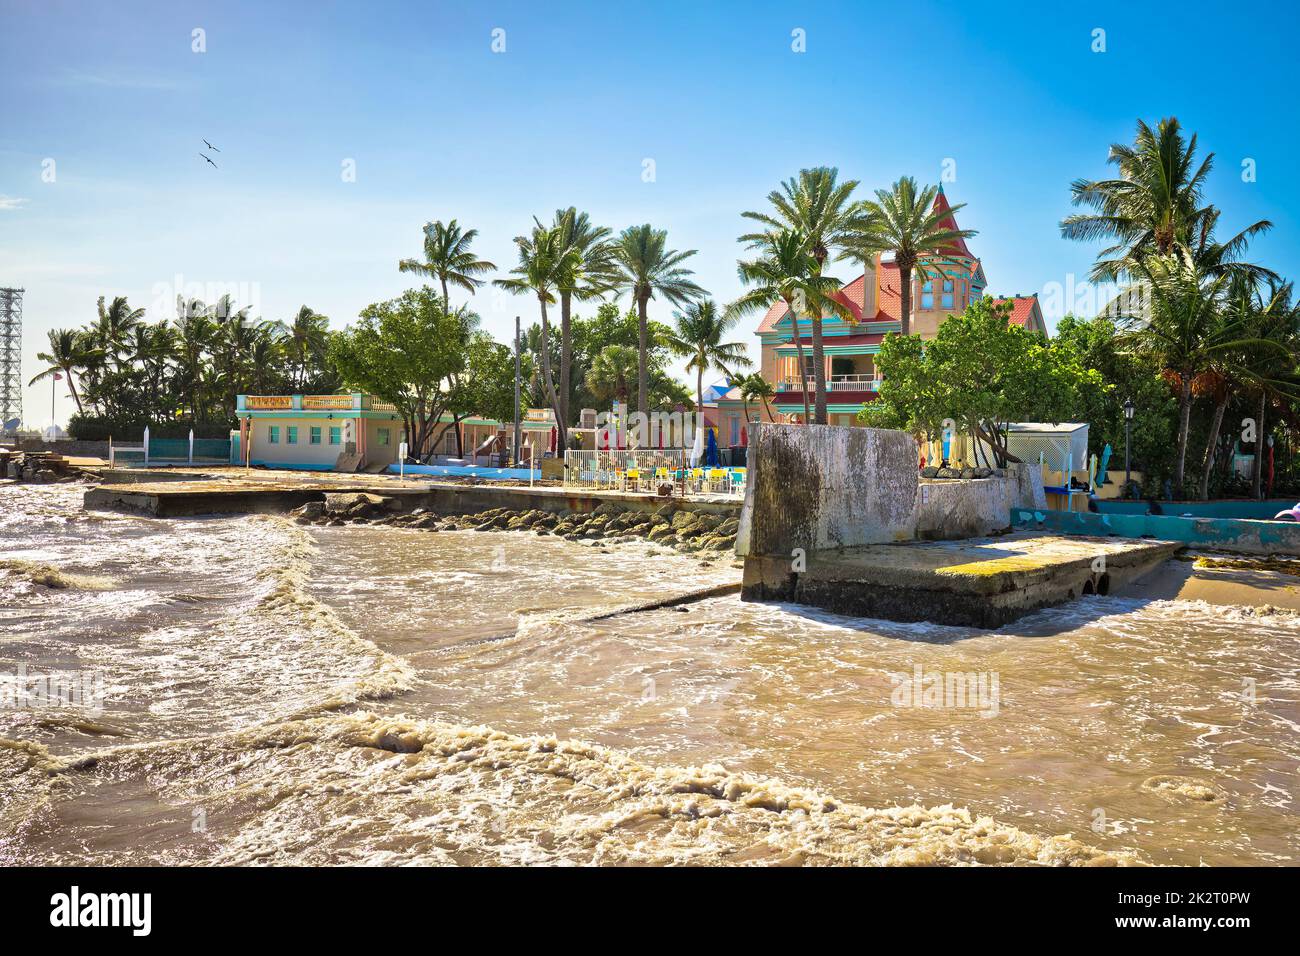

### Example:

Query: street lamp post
xmin=1123 ymin=397 xmax=1135 ymax=494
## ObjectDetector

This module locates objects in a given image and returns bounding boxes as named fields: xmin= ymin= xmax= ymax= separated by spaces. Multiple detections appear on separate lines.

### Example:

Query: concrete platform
xmin=741 ymin=532 xmax=1184 ymax=628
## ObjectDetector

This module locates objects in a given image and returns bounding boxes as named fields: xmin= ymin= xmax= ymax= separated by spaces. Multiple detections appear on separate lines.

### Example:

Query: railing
xmin=776 ymin=374 xmax=881 ymax=392
xmin=563 ymin=450 xmax=746 ymax=498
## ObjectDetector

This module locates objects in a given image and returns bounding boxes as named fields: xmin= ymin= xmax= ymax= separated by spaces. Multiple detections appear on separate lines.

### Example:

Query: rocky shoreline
xmin=290 ymin=493 xmax=741 ymax=560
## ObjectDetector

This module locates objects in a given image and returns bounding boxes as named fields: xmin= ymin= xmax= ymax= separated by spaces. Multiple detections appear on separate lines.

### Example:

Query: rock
xmin=920 ymin=466 xmax=940 ymax=478
xmin=936 ymin=467 xmax=962 ymax=480
xmin=974 ymin=467 xmax=993 ymax=479
xmin=594 ymin=501 xmax=623 ymax=517
xmin=709 ymin=536 xmax=734 ymax=551
xmin=325 ymin=492 xmax=392 ymax=515
xmin=646 ymin=525 xmax=676 ymax=543
xmin=34 ymin=469 xmax=57 ymax=483
xmin=716 ymin=517 xmax=740 ymax=536
xmin=670 ymin=511 xmax=698 ymax=531
xmin=294 ymin=501 xmax=327 ymax=521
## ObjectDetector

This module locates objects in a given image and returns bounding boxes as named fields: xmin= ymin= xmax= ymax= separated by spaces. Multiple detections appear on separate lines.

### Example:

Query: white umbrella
xmin=690 ymin=420 xmax=705 ymax=467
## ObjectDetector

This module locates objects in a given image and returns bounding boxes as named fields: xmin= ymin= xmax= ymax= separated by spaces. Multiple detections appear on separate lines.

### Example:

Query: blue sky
xmin=1 ymin=0 xmax=1297 ymax=427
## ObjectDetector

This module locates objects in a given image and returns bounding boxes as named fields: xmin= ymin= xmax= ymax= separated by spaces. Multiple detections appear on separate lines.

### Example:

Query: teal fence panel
xmin=1011 ymin=507 xmax=1300 ymax=556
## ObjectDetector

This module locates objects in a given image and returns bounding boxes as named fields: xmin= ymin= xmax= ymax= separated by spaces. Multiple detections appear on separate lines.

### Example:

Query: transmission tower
xmin=0 ymin=287 xmax=23 ymax=430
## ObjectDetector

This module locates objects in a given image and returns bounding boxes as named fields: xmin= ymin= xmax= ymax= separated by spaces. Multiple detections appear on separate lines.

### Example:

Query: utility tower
xmin=0 ymin=287 xmax=23 ymax=430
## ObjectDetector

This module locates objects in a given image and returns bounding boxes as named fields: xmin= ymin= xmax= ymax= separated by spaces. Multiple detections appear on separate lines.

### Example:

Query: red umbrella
xmin=740 ymin=420 xmax=748 ymax=447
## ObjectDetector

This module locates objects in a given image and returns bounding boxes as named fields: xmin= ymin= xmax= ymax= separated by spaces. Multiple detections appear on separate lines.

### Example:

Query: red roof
xmin=931 ymin=186 xmax=973 ymax=259
xmin=991 ymin=294 xmax=1043 ymax=331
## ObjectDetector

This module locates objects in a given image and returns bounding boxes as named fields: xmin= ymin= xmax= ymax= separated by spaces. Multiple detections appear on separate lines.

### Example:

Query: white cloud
xmin=0 ymin=195 xmax=28 ymax=211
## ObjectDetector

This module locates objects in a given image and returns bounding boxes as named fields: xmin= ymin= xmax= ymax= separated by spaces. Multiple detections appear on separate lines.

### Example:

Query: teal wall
xmin=1098 ymin=499 xmax=1299 ymax=520
xmin=1012 ymin=508 xmax=1300 ymax=556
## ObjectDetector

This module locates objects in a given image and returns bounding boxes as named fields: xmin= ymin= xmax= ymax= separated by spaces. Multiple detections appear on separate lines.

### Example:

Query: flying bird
xmin=203 ymin=139 xmax=220 ymax=152
xmin=200 ymin=153 xmax=217 ymax=168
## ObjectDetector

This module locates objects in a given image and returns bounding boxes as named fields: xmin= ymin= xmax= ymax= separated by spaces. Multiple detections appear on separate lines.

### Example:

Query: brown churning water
xmin=2 ymin=482 xmax=1296 ymax=865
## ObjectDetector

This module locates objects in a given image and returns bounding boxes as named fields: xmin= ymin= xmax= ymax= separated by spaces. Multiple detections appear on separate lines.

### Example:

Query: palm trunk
xmin=696 ymin=362 xmax=704 ymax=434
xmin=811 ymin=315 xmax=828 ymax=425
xmin=559 ymin=291 xmax=572 ymax=448
xmin=1252 ymin=391 xmax=1267 ymax=499
xmin=1173 ymin=373 xmax=1192 ymax=499
xmin=537 ymin=297 xmax=563 ymax=429
xmin=761 ymin=394 xmax=775 ymax=422
xmin=786 ymin=296 xmax=811 ymax=423
xmin=637 ymin=292 xmax=650 ymax=418
xmin=440 ymin=278 xmax=449 ymax=312
xmin=1198 ymin=392 xmax=1229 ymax=500
xmin=898 ymin=263 xmax=913 ymax=337
xmin=65 ymin=372 xmax=84 ymax=415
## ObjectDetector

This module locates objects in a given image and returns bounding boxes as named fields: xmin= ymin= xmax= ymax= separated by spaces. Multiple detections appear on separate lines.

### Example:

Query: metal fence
xmin=563 ymin=449 xmax=746 ymax=497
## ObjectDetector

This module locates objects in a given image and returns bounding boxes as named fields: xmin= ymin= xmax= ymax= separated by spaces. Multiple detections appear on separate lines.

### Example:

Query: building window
xmin=329 ymin=427 xmax=341 ymax=445
xmin=378 ymin=427 xmax=390 ymax=446
xmin=920 ymin=280 xmax=933 ymax=310
xmin=942 ymin=279 xmax=954 ymax=310
xmin=310 ymin=426 xmax=321 ymax=445
xmin=729 ymin=417 xmax=740 ymax=446
xmin=286 ymin=426 xmax=298 ymax=445
xmin=267 ymin=426 xmax=279 ymax=444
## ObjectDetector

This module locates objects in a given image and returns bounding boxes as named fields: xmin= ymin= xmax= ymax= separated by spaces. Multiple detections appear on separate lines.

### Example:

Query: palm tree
xmin=846 ymin=178 xmax=977 ymax=339
xmin=494 ymin=225 xmax=576 ymax=426
xmin=727 ymin=228 xmax=845 ymax=423
xmin=586 ymin=344 xmax=639 ymax=406
xmin=737 ymin=372 xmax=776 ymax=423
xmin=93 ymin=295 xmax=145 ymax=370
xmin=545 ymin=208 xmax=614 ymax=442
xmin=665 ymin=300 xmax=752 ymax=415
xmin=278 ymin=305 xmax=330 ymax=391
xmin=28 ymin=328 xmax=99 ymax=415
xmin=398 ymin=219 xmax=497 ymax=309
xmin=1061 ymin=117 xmax=1273 ymax=283
xmin=609 ymin=224 xmax=706 ymax=418
xmin=1115 ymin=255 xmax=1282 ymax=498
xmin=741 ymin=166 xmax=866 ymax=269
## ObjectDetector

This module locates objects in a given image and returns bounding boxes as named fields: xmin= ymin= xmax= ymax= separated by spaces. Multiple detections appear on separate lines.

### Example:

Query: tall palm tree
xmin=846 ymin=178 xmax=977 ymax=339
xmin=1061 ymin=117 xmax=1273 ymax=283
xmin=665 ymin=300 xmax=752 ymax=415
xmin=398 ymin=219 xmax=497 ymax=309
xmin=609 ymin=224 xmax=706 ymax=418
xmin=28 ymin=328 xmax=99 ymax=415
xmin=278 ymin=305 xmax=330 ymax=391
xmin=545 ymin=208 xmax=614 ymax=442
xmin=741 ymin=166 xmax=866 ymax=269
xmin=726 ymin=228 xmax=845 ymax=423
xmin=737 ymin=372 xmax=776 ymax=423
xmin=494 ymin=225 xmax=576 ymax=426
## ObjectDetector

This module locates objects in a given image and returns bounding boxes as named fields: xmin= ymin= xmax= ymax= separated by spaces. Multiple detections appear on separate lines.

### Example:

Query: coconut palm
xmin=737 ymin=372 xmax=776 ymax=423
xmin=1061 ymin=117 xmax=1273 ymax=284
xmin=494 ymin=224 xmax=577 ymax=425
xmin=727 ymin=228 xmax=846 ymax=423
xmin=398 ymin=219 xmax=497 ymax=309
xmin=544 ymin=208 xmax=615 ymax=441
xmin=28 ymin=328 xmax=99 ymax=415
xmin=845 ymin=178 xmax=977 ymax=339
xmin=608 ymin=224 xmax=707 ymax=418
xmin=92 ymin=295 xmax=146 ymax=369
xmin=665 ymin=299 xmax=752 ymax=415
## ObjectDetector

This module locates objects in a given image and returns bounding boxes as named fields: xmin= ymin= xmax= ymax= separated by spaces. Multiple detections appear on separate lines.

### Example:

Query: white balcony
xmin=776 ymin=374 xmax=881 ymax=392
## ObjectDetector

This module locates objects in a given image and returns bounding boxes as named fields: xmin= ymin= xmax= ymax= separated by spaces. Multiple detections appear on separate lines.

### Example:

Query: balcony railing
xmin=776 ymin=374 xmax=881 ymax=392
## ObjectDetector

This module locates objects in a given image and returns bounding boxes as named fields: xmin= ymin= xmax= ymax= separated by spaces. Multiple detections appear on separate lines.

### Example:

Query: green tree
xmin=398 ymin=219 xmax=496 ymax=309
xmin=29 ymin=328 xmax=99 ymax=416
xmin=737 ymin=372 xmax=776 ymax=423
xmin=870 ymin=298 xmax=1102 ymax=467
xmin=609 ymin=224 xmax=706 ymax=418
xmin=329 ymin=287 xmax=473 ymax=456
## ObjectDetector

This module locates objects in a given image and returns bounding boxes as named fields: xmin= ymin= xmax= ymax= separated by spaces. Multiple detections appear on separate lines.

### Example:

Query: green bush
xmin=68 ymin=414 xmax=233 ymax=442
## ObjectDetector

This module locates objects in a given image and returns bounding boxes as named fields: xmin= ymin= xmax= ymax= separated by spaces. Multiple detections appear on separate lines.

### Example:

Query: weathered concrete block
xmin=737 ymin=424 xmax=917 ymax=557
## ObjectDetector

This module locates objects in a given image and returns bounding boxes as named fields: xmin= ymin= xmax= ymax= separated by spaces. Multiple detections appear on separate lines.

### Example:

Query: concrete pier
xmin=741 ymin=532 xmax=1182 ymax=628
xmin=83 ymin=473 xmax=740 ymax=521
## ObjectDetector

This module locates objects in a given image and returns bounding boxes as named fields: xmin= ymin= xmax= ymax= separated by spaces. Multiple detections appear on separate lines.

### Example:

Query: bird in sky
xmin=200 ymin=153 xmax=217 ymax=168
xmin=203 ymin=139 xmax=220 ymax=152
